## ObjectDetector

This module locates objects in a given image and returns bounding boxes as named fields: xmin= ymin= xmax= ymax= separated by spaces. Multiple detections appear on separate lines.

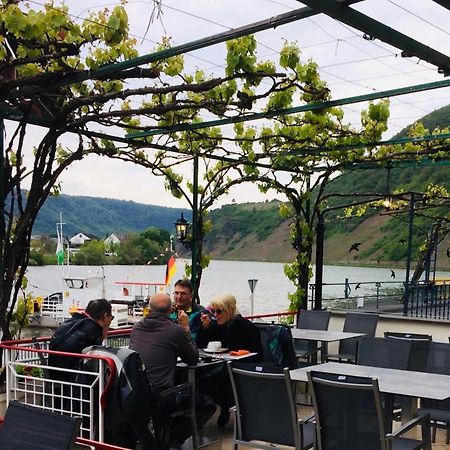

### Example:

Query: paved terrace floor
xmin=197 ymin=407 xmax=450 ymax=449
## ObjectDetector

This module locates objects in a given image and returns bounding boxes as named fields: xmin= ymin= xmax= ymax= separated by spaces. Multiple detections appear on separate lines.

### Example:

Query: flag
xmin=165 ymin=256 xmax=176 ymax=285
xmin=56 ymin=227 xmax=64 ymax=265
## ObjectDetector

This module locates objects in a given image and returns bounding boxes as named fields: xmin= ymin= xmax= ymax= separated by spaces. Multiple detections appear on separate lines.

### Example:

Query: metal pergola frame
xmin=1 ymin=0 xmax=449 ymax=311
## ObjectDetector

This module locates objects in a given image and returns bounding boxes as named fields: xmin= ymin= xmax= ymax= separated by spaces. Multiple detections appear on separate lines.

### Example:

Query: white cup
xmin=206 ymin=341 xmax=221 ymax=351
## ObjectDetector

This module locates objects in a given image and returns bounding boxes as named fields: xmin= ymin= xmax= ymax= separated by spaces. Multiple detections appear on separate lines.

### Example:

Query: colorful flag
xmin=56 ymin=227 xmax=64 ymax=265
xmin=165 ymin=255 xmax=176 ymax=285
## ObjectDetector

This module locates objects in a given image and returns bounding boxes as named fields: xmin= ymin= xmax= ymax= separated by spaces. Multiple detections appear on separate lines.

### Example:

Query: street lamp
xmin=174 ymin=213 xmax=189 ymax=243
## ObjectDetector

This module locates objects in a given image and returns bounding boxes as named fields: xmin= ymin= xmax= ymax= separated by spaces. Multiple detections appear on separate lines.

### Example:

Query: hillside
xmin=34 ymin=194 xmax=190 ymax=237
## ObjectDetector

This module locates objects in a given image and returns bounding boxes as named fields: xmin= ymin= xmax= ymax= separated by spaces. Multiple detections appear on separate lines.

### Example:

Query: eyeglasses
xmin=107 ymin=313 xmax=115 ymax=321
xmin=209 ymin=308 xmax=223 ymax=315
xmin=174 ymin=291 xmax=191 ymax=297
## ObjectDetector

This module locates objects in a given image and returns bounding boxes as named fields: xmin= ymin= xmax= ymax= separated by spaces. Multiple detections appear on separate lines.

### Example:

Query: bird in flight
xmin=398 ymin=239 xmax=407 ymax=245
xmin=349 ymin=242 xmax=362 ymax=253
xmin=390 ymin=270 xmax=396 ymax=279
xmin=355 ymin=283 xmax=361 ymax=290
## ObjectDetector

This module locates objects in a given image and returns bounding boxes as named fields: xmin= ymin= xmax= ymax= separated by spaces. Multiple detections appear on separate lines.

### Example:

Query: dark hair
xmin=174 ymin=279 xmax=193 ymax=293
xmin=85 ymin=298 xmax=112 ymax=320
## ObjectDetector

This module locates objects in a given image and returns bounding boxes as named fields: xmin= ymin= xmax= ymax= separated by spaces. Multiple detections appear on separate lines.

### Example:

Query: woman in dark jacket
xmin=196 ymin=293 xmax=263 ymax=358
xmin=196 ymin=293 xmax=263 ymax=427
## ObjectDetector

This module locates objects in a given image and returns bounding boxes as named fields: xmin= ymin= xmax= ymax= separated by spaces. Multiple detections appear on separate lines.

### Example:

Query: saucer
xmin=203 ymin=347 xmax=228 ymax=353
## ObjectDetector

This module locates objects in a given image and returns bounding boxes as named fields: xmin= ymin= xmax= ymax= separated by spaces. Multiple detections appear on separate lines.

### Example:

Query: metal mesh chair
xmin=357 ymin=337 xmax=412 ymax=370
xmin=308 ymin=371 xmax=431 ymax=450
xmin=294 ymin=310 xmax=331 ymax=363
xmin=227 ymin=361 xmax=314 ymax=450
xmin=418 ymin=342 xmax=450 ymax=444
xmin=0 ymin=401 xmax=82 ymax=449
xmin=326 ymin=313 xmax=378 ymax=363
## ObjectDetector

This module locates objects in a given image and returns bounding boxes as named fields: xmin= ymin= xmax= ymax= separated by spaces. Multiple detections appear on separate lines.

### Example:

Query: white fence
xmin=1 ymin=336 xmax=118 ymax=443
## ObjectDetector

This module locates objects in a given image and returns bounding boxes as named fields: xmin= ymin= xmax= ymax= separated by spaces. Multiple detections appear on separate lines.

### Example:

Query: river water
xmin=25 ymin=261 xmax=450 ymax=316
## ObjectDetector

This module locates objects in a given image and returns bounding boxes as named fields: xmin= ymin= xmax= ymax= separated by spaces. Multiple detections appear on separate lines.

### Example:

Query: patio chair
xmin=325 ymin=312 xmax=378 ymax=363
xmin=418 ymin=342 xmax=450 ymax=444
xmin=227 ymin=361 xmax=314 ymax=450
xmin=384 ymin=332 xmax=432 ymax=372
xmin=294 ymin=310 xmax=331 ymax=363
xmin=357 ymin=337 xmax=412 ymax=370
xmin=308 ymin=371 xmax=432 ymax=450
xmin=0 ymin=400 xmax=82 ymax=449
xmin=254 ymin=322 xmax=298 ymax=370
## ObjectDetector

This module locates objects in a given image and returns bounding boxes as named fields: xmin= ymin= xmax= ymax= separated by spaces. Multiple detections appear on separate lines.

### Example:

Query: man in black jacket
xmin=48 ymin=298 xmax=114 ymax=382
xmin=130 ymin=293 xmax=216 ymax=445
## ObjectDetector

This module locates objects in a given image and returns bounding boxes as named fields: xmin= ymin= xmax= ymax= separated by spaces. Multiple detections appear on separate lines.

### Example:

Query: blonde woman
xmin=196 ymin=294 xmax=263 ymax=427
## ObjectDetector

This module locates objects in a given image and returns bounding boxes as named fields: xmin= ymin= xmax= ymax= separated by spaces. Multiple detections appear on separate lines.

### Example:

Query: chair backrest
xmin=422 ymin=342 xmax=450 ymax=410
xmin=308 ymin=371 xmax=386 ymax=450
xmin=384 ymin=332 xmax=432 ymax=341
xmin=357 ymin=337 xmax=412 ymax=370
xmin=338 ymin=313 xmax=378 ymax=358
xmin=227 ymin=361 xmax=299 ymax=447
xmin=384 ymin=332 xmax=432 ymax=372
xmin=254 ymin=323 xmax=297 ymax=369
xmin=426 ymin=342 xmax=450 ymax=375
xmin=297 ymin=310 xmax=331 ymax=330
xmin=0 ymin=401 xmax=81 ymax=449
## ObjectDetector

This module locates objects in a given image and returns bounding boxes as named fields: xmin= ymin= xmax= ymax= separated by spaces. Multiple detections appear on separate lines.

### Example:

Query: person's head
xmin=173 ymin=279 xmax=193 ymax=311
xmin=150 ymin=293 xmax=172 ymax=314
xmin=209 ymin=293 xmax=237 ymax=326
xmin=85 ymin=298 xmax=114 ymax=328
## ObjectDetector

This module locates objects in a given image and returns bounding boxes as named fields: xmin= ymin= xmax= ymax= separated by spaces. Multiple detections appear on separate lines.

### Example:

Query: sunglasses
xmin=209 ymin=308 xmax=223 ymax=315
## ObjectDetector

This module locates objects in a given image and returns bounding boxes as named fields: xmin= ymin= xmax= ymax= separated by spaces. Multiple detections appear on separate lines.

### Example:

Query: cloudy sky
xmin=9 ymin=0 xmax=450 ymax=208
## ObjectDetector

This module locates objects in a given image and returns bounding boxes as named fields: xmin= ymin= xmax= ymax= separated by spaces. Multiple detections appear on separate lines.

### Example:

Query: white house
xmin=69 ymin=233 xmax=91 ymax=246
xmin=104 ymin=233 xmax=121 ymax=256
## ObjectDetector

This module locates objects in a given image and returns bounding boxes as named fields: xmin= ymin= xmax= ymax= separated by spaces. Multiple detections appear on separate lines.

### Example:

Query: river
xmin=25 ymin=261 xmax=450 ymax=316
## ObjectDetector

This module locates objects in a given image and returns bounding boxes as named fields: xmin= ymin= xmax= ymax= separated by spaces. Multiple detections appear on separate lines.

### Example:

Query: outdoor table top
xmin=290 ymin=361 xmax=450 ymax=401
xmin=291 ymin=329 xmax=366 ymax=342
xmin=177 ymin=351 xmax=258 ymax=368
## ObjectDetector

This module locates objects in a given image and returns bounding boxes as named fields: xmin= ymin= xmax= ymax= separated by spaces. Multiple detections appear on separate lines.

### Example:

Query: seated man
xmin=129 ymin=293 xmax=216 ymax=445
xmin=169 ymin=279 xmax=204 ymax=341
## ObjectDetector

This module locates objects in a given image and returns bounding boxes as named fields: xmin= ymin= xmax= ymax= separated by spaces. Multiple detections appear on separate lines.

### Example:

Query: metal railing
xmin=407 ymin=283 xmax=450 ymax=320
xmin=309 ymin=280 xmax=405 ymax=311
xmin=1 ymin=338 xmax=117 ymax=442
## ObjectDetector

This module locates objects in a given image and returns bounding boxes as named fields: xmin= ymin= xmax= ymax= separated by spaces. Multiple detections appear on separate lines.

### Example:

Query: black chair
xmin=308 ymin=371 xmax=432 ymax=450
xmin=294 ymin=310 xmax=331 ymax=363
xmin=325 ymin=312 xmax=378 ymax=363
xmin=227 ymin=361 xmax=314 ymax=450
xmin=384 ymin=332 xmax=432 ymax=372
xmin=418 ymin=342 xmax=450 ymax=444
xmin=0 ymin=401 xmax=82 ymax=449
xmin=254 ymin=322 xmax=297 ymax=369
xmin=357 ymin=337 xmax=412 ymax=370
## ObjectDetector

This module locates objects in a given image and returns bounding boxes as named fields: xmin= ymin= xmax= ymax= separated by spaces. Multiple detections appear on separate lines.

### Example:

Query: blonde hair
xmin=210 ymin=293 xmax=237 ymax=316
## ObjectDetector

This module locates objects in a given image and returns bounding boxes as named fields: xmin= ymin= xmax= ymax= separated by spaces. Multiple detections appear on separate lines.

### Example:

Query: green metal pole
xmin=126 ymin=78 xmax=450 ymax=139
xmin=191 ymin=155 xmax=199 ymax=303
xmin=403 ymin=193 xmax=415 ymax=316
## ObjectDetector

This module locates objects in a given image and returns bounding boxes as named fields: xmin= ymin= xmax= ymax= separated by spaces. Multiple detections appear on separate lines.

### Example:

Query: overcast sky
xmin=9 ymin=0 xmax=450 ymax=209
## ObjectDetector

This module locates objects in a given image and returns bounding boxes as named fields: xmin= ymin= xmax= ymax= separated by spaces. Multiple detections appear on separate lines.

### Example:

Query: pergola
xmin=1 ymin=0 xmax=449 ymax=316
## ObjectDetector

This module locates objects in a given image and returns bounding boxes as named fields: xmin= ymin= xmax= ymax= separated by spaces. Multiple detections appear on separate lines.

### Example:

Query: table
xmin=290 ymin=361 xmax=450 ymax=425
xmin=291 ymin=329 xmax=365 ymax=362
xmin=177 ymin=352 xmax=257 ymax=449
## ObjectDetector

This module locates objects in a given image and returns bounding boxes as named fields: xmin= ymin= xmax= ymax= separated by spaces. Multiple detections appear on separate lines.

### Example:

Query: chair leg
xmin=446 ymin=426 xmax=450 ymax=445
xmin=431 ymin=424 xmax=436 ymax=443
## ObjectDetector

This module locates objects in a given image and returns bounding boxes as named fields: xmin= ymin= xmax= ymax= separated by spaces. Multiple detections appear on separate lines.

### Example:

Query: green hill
xmin=34 ymin=194 xmax=190 ymax=237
